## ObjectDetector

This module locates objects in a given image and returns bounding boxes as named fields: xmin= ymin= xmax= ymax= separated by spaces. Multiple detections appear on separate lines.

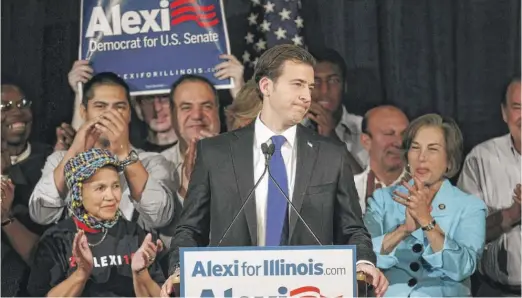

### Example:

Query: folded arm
xmin=128 ymin=154 xmax=176 ymax=229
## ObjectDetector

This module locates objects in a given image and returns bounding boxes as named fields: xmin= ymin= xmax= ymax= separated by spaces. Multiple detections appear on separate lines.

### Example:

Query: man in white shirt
xmin=458 ymin=77 xmax=521 ymax=297
xmin=158 ymin=75 xmax=221 ymax=250
xmin=161 ymin=44 xmax=388 ymax=297
xmin=308 ymin=48 xmax=368 ymax=169
xmin=353 ymin=106 xmax=409 ymax=214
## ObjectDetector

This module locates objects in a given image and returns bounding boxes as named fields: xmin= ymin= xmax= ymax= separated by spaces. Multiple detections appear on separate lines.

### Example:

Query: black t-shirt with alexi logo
xmin=27 ymin=218 xmax=165 ymax=297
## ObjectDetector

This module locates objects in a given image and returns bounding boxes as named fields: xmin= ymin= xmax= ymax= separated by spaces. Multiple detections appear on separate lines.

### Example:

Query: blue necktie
xmin=265 ymin=135 xmax=289 ymax=246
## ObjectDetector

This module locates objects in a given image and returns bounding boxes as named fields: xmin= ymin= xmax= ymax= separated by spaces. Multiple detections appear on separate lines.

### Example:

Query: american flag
xmin=242 ymin=0 xmax=306 ymax=68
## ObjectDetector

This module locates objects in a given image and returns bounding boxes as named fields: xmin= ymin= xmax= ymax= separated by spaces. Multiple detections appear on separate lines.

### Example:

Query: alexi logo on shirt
xmin=69 ymin=253 xmax=135 ymax=268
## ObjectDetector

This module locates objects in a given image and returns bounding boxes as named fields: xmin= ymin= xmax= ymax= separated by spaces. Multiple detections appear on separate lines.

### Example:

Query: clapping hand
xmin=307 ymin=102 xmax=336 ymax=137
xmin=94 ymin=110 xmax=131 ymax=160
xmin=54 ymin=123 xmax=77 ymax=151
xmin=131 ymin=233 xmax=163 ymax=273
xmin=72 ymin=230 xmax=94 ymax=279
xmin=393 ymin=176 xmax=434 ymax=228
xmin=1 ymin=178 xmax=14 ymax=222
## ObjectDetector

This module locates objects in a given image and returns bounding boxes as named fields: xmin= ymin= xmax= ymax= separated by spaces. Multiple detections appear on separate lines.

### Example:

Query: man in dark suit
xmin=161 ymin=45 xmax=388 ymax=297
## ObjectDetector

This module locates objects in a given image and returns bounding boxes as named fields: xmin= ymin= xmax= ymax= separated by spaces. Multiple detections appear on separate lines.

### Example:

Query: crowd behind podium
xmin=1 ymin=45 xmax=520 ymax=297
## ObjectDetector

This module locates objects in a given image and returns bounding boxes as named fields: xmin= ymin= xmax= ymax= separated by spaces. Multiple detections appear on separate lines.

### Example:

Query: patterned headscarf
xmin=64 ymin=148 xmax=124 ymax=229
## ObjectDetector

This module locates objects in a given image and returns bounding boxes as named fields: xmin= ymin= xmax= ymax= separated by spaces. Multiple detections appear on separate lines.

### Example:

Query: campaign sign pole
xmin=180 ymin=245 xmax=357 ymax=297
xmin=79 ymin=0 xmax=232 ymax=96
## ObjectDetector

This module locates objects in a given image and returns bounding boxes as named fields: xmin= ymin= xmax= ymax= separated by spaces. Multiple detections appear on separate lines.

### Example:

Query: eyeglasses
xmin=138 ymin=96 xmax=170 ymax=106
xmin=1 ymin=98 xmax=32 ymax=111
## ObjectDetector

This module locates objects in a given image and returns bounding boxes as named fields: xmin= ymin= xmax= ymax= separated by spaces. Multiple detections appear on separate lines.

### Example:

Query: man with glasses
xmin=133 ymin=94 xmax=178 ymax=153
xmin=1 ymin=79 xmax=54 ymax=296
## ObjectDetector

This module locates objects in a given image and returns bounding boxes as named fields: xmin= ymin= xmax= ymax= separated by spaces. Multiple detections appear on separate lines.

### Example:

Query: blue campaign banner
xmin=80 ymin=0 xmax=232 ymax=95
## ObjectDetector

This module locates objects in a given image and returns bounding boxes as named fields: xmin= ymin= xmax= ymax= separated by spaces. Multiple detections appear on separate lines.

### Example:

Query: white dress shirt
xmin=253 ymin=117 xmax=297 ymax=246
xmin=252 ymin=116 xmax=374 ymax=267
xmin=335 ymin=106 xmax=369 ymax=168
xmin=458 ymin=134 xmax=521 ymax=286
xmin=354 ymin=167 xmax=408 ymax=214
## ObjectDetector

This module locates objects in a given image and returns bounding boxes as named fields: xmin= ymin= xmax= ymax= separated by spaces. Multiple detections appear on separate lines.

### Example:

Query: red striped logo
xmin=170 ymin=0 xmax=220 ymax=28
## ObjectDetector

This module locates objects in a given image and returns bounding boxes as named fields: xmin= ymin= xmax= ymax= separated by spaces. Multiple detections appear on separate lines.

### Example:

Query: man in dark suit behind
xmin=161 ymin=45 xmax=388 ymax=297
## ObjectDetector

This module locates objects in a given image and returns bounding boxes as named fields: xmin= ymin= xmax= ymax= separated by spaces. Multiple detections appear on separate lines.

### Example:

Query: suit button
xmin=408 ymin=278 xmax=417 ymax=287
xmin=410 ymin=262 xmax=420 ymax=272
xmin=412 ymin=243 xmax=423 ymax=253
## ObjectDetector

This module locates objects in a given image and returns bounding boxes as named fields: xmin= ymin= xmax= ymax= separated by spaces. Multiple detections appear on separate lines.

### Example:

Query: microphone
xmin=265 ymin=144 xmax=323 ymax=246
xmin=217 ymin=143 xmax=272 ymax=247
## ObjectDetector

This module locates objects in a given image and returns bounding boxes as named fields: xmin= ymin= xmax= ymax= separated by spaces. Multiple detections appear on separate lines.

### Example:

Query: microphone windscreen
xmin=268 ymin=143 xmax=275 ymax=155
xmin=261 ymin=142 xmax=269 ymax=154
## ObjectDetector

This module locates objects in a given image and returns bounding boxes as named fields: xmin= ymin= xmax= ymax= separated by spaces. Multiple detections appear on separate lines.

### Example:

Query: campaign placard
xmin=180 ymin=246 xmax=356 ymax=297
xmin=80 ymin=0 xmax=232 ymax=95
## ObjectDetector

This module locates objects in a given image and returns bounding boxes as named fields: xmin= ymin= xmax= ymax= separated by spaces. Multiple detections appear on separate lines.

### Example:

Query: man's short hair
xmin=253 ymin=44 xmax=316 ymax=87
xmin=82 ymin=72 xmax=131 ymax=107
xmin=502 ymin=76 xmax=521 ymax=106
xmin=309 ymin=47 xmax=347 ymax=80
xmin=168 ymin=74 xmax=219 ymax=108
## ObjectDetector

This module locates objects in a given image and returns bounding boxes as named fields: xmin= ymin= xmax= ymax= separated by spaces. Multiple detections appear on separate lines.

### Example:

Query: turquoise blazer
xmin=364 ymin=179 xmax=486 ymax=297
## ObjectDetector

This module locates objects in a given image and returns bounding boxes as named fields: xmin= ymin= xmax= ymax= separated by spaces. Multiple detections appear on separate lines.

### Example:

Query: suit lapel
xmin=289 ymin=126 xmax=319 ymax=240
xmin=230 ymin=123 xmax=258 ymax=245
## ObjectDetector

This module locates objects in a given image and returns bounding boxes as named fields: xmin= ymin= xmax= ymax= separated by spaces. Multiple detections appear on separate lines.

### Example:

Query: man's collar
xmin=254 ymin=114 xmax=297 ymax=149
xmin=10 ymin=143 xmax=31 ymax=165
xmin=337 ymin=106 xmax=359 ymax=135
xmin=508 ymin=134 xmax=521 ymax=157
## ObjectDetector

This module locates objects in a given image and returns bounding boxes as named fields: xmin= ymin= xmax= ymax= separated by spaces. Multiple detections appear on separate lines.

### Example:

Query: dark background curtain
xmin=2 ymin=0 xmax=520 ymax=154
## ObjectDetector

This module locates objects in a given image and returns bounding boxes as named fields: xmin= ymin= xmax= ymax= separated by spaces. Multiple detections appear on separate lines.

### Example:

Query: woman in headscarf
xmin=27 ymin=148 xmax=165 ymax=297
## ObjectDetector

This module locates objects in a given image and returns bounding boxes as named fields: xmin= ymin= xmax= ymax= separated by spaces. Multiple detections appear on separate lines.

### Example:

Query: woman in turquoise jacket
xmin=364 ymin=114 xmax=486 ymax=297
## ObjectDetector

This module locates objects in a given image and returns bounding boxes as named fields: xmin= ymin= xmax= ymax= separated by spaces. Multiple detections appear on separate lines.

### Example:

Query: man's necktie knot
xmin=271 ymin=135 xmax=286 ymax=151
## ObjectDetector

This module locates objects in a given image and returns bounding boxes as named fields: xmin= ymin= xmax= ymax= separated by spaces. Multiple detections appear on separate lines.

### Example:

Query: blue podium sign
xmin=80 ymin=0 xmax=232 ymax=95
xmin=180 ymin=245 xmax=357 ymax=297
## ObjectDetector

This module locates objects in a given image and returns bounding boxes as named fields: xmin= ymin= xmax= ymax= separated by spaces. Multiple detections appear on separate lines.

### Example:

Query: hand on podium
xmin=160 ymin=267 xmax=181 ymax=297
xmin=356 ymin=264 xmax=388 ymax=297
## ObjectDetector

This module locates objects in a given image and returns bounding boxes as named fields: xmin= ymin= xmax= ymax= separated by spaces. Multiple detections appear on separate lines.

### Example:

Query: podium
xmin=173 ymin=245 xmax=371 ymax=297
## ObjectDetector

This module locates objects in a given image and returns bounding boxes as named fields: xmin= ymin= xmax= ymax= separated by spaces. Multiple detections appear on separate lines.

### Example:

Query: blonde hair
xmin=225 ymin=80 xmax=262 ymax=131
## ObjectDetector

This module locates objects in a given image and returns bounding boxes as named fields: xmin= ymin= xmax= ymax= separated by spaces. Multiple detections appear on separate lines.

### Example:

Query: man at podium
xmin=161 ymin=44 xmax=388 ymax=297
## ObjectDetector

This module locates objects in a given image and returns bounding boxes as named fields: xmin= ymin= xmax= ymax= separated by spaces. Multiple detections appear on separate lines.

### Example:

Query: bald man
xmin=353 ymin=106 xmax=409 ymax=214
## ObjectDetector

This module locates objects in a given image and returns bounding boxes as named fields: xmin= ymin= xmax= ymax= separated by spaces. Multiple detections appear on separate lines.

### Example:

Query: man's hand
xmin=68 ymin=60 xmax=93 ymax=93
xmin=131 ymin=233 xmax=163 ymax=273
xmin=506 ymin=184 xmax=521 ymax=223
xmin=95 ymin=110 xmax=131 ymax=159
xmin=160 ymin=271 xmax=180 ymax=297
xmin=54 ymin=123 xmax=77 ymax=151
xmin=72 ymin=230 xmax=94 ymax=280
xmin=67 ymin=117 xmax=102 ymax=156
xmin=307 ymin=102 xmax=336 ymax=137
xmin=214 ymin=54 xmax=245 ymax=98
xmin=1 ymin=144 xmax=11 ymax=175
xmin=179 ymin=130 xmax=218 ymax=197
xmin=356 ymin=263 xmax=389 ymax=298
xmin=180 ymin=138 xmax=197 ymax=198
xmin=1 ymin=178 xmax=15 ymax=222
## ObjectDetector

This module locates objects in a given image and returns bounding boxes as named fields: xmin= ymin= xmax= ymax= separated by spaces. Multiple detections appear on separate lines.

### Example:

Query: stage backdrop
xmin=2 ymin=0 xmax=520 ymax=155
